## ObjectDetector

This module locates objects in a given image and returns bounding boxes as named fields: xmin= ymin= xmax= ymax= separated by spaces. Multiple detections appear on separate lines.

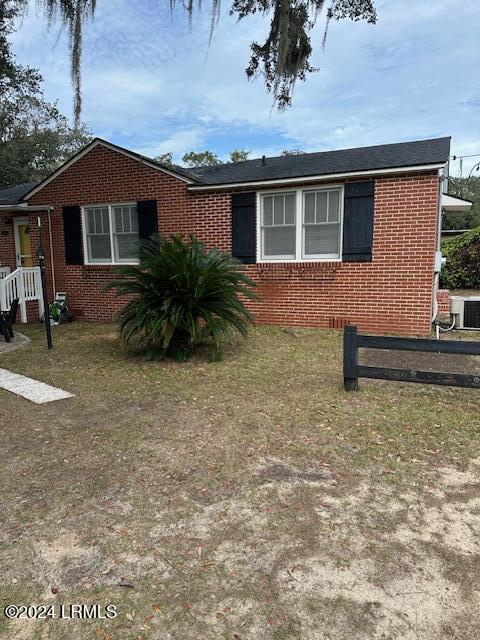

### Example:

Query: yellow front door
xmin=14 ymin=218 xmax=33 ymax=267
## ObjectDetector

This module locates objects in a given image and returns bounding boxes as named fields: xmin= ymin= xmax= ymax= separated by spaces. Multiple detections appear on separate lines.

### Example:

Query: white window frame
xmin=257 ymin=185 xmax=344 ymax=263
xmin=81 ymin=202 xmax=140 ymax=265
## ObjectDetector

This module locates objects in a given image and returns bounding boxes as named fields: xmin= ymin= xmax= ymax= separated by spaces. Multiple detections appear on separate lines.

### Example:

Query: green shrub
xmin=440 ymin=226 xmax=480 ymax=289
xmin=107 ymin=235 xmax=258 ymax=359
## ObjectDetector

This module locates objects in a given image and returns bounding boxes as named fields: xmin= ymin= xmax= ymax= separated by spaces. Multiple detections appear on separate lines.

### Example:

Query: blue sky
xmin=11 ymin=0 xmax=480 ymax=174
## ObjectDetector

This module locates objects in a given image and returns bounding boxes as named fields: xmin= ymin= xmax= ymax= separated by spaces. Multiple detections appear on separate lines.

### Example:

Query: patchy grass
xmin=0 ymin=323 xmax=479 ymax=639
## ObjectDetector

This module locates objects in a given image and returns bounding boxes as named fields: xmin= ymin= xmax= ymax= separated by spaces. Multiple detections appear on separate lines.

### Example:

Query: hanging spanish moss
xmin=32 ymin=0 xmax=375 ymax=124
xmin=37 ymin=0 xmax=96 ymax=128
xmin=232 ymin=0 xmax=376 ymax=108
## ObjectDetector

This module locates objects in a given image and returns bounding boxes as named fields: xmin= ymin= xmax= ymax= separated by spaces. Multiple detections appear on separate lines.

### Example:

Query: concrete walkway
xmin=0 ymin=368 xmax=74 ymax=404
xmin=0 ymin=332 xmax=30 ymax=355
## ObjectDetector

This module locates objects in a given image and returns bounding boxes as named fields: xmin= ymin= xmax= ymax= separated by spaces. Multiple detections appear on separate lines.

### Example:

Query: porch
xmin=0 ymin=266 xmax=44 ymax=323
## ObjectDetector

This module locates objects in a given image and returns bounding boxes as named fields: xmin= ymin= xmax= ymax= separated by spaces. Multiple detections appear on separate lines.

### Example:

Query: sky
xmin=10 ymin=0 xmax=480 ymax=175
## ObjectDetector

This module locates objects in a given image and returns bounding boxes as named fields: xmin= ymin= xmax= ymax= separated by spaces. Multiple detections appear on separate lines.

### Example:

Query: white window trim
xmin=81 ymin=202 xmax=140 ymax=265
xmin=256 ymin=184 xmax=344 ymax=263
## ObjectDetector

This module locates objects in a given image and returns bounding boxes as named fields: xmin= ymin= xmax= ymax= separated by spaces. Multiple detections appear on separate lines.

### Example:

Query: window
xmin=83 ymin=204 xmax=139 ymax=264
xmin=259 ymin=187 xmax=342 ymax=261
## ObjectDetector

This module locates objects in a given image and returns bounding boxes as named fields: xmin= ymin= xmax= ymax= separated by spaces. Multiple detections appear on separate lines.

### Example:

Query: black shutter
xmin=137 ymin=200 xmax=158 ymax=240
xmin=342 ymin=181 xmax=375 ymax=262
xmin=232 ymin=192 xmax=256 ymax=264
xmin=62 ymin=205 xmax=83 ymax=265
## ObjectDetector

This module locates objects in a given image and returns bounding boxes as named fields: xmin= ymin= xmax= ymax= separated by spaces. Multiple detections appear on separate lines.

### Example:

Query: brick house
xmin=0 ymin=136 xmax=461 ymax=335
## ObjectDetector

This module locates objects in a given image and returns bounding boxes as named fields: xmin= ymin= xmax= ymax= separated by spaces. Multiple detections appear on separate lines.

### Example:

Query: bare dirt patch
xmin=0 ymin=323 xmax=479 ymax=639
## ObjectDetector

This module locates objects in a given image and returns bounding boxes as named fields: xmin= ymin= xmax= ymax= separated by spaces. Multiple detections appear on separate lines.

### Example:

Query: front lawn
xmin=1 ymin=324 xmax=479 ymax=639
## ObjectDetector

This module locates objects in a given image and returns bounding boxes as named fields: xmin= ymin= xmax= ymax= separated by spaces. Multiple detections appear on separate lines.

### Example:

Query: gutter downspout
xmin=431 ymin=169 xmax=444 ymax=324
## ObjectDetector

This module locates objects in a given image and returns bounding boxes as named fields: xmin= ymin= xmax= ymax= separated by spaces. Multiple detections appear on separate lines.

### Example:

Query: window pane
xmin=101 ymin=208 xmax=110 ymax=233
xmin=123 ymin=208 xmax=132 ymax=232
xmin=131 ymin=208 xmax=139 ymax=232
xmin=92 ymin=207 xmax=109 ymax=234
xmin=114 ymin=208 xmax=123 ymax=232
xmin=304 ymin=193 xmax=315 ymax=224
xmin=273 ymin=195 xmax=284 ymax=225
xmin=263 ymin=197 xmax=273 ymax=226
xmin=94 ymin=209 xmax=102 ymax=234
xmin=86 ymin=210 xmax=95 ymax=234
xmin=328 ymin=190 xmax=340 ymax=222
xmin=88 ymin=235 xmax=111 ymax=260
xmin=315 ymin=192 xmax=328 ymax=223
xmin=304 ymin=223 xmax=339 ymax=256
xmin=264 ymin=226 xmax=295 ymax=257
xmin=115 ymin=234 xmax=138 ymax=261
xmin=284 ymin=194 xmax=296 ymax=224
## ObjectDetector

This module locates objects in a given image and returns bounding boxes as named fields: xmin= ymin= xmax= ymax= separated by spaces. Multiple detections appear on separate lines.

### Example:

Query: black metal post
xmin=343 ymin=324 xmax=358 ymax=391
xmin=37 ymin=217 xmax=53 ymax=350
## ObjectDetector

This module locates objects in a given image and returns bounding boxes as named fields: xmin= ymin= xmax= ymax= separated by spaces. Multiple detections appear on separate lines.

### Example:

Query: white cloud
xmin=133 ymin=127 xmax=208 ymax=160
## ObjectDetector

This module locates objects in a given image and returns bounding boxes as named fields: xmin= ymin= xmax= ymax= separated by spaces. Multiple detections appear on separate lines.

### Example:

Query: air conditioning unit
xmin=451 ymin=296 xmax=480 ymax=329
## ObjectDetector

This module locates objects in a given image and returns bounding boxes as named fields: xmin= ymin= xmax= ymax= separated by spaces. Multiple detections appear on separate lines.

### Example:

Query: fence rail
xmin=343 ymin=324 xmax=480 ymax=391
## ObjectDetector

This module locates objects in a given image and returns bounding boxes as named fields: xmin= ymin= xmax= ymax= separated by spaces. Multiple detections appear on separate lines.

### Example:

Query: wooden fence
xmin=343 ymin=324 xmax=480 ymax=391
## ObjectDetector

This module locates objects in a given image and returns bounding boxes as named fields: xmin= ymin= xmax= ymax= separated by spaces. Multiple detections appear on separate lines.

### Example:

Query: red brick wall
xmin=17 ymin=143 xmax=439 ymax=335
xmin=0 ymin=221 xmax=17 ymax=269
xmin=27 ymin=145 xmax=195 ymax=321
xmin=191 ymin=172 xmax=439 ymax=336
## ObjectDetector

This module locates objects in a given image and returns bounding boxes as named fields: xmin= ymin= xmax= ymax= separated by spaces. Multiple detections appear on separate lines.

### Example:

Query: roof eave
xmin=187 ymin=162 xmax=447 ymax=192
xmin=0 ymin=203 xmax=53 ymax=211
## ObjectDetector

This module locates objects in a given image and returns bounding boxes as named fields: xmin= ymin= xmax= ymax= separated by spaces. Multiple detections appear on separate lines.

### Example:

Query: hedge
xmin=440 ymin=226 xmax=480 ymax=289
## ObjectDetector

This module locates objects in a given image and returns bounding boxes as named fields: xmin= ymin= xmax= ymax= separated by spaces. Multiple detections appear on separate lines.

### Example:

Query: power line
xmin=451 ymin=152 xmax=480 ymax=160
xmin=450 ymin=153 xmax=480 ymax=177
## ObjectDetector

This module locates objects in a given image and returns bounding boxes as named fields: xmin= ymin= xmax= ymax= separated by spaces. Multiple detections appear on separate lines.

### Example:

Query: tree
xmin=154 ymin=152 xmax=174 ymax=165
xmin=440 ymin=227 xmax=480 ymax=290
xmin=5 ymin=0 xmax=377 ymax=125
xmin=281 ymin=149 xmax=304 ymax=156
xmin=107 ymin=235 xmax=258 ymax=360
xmin=182 ymin=150 xmax=221 ymax=167
xmin=0 ymin=1 xmax=92 ymax=188
xmin=229 ymin=149 xmax=249 ymax=162
xmin=443 ymin=177 xmax=480 ymax=230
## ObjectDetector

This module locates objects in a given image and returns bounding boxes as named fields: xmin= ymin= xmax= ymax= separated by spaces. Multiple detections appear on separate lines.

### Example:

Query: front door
xmin=13 ymin=218 xmax=33 ymax=267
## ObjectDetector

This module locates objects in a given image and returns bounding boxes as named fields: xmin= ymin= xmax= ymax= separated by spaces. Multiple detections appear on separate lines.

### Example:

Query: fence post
xmin=343 ymin=324 xmax=359 ymax=391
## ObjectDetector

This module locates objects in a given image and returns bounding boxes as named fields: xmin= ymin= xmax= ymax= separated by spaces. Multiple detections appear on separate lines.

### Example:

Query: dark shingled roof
xmin=187 ymin=137 xmax=451 ymax=186
xmin=0 ymin=137 xmax=451 ymax=202
xmin=0 ymin=182 xmax=39 ymax=204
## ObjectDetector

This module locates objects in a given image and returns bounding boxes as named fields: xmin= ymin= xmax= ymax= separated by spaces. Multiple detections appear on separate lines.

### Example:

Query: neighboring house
xmin=440 ymin=193 xmax=474 ymax=242
xmin=0 ymin=136 xmax=469 ymax=335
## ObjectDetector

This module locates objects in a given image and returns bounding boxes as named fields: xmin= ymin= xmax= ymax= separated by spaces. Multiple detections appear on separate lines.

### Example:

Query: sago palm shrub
xmin=107 ymin=235 xmax=258 ymax=359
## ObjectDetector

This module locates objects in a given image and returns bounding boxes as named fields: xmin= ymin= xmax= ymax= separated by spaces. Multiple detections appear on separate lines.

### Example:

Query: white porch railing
xmin=0 ymin=267 xmax=11 ymax=279
xmin=0 ymin=267 xmax=44 ymax=323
